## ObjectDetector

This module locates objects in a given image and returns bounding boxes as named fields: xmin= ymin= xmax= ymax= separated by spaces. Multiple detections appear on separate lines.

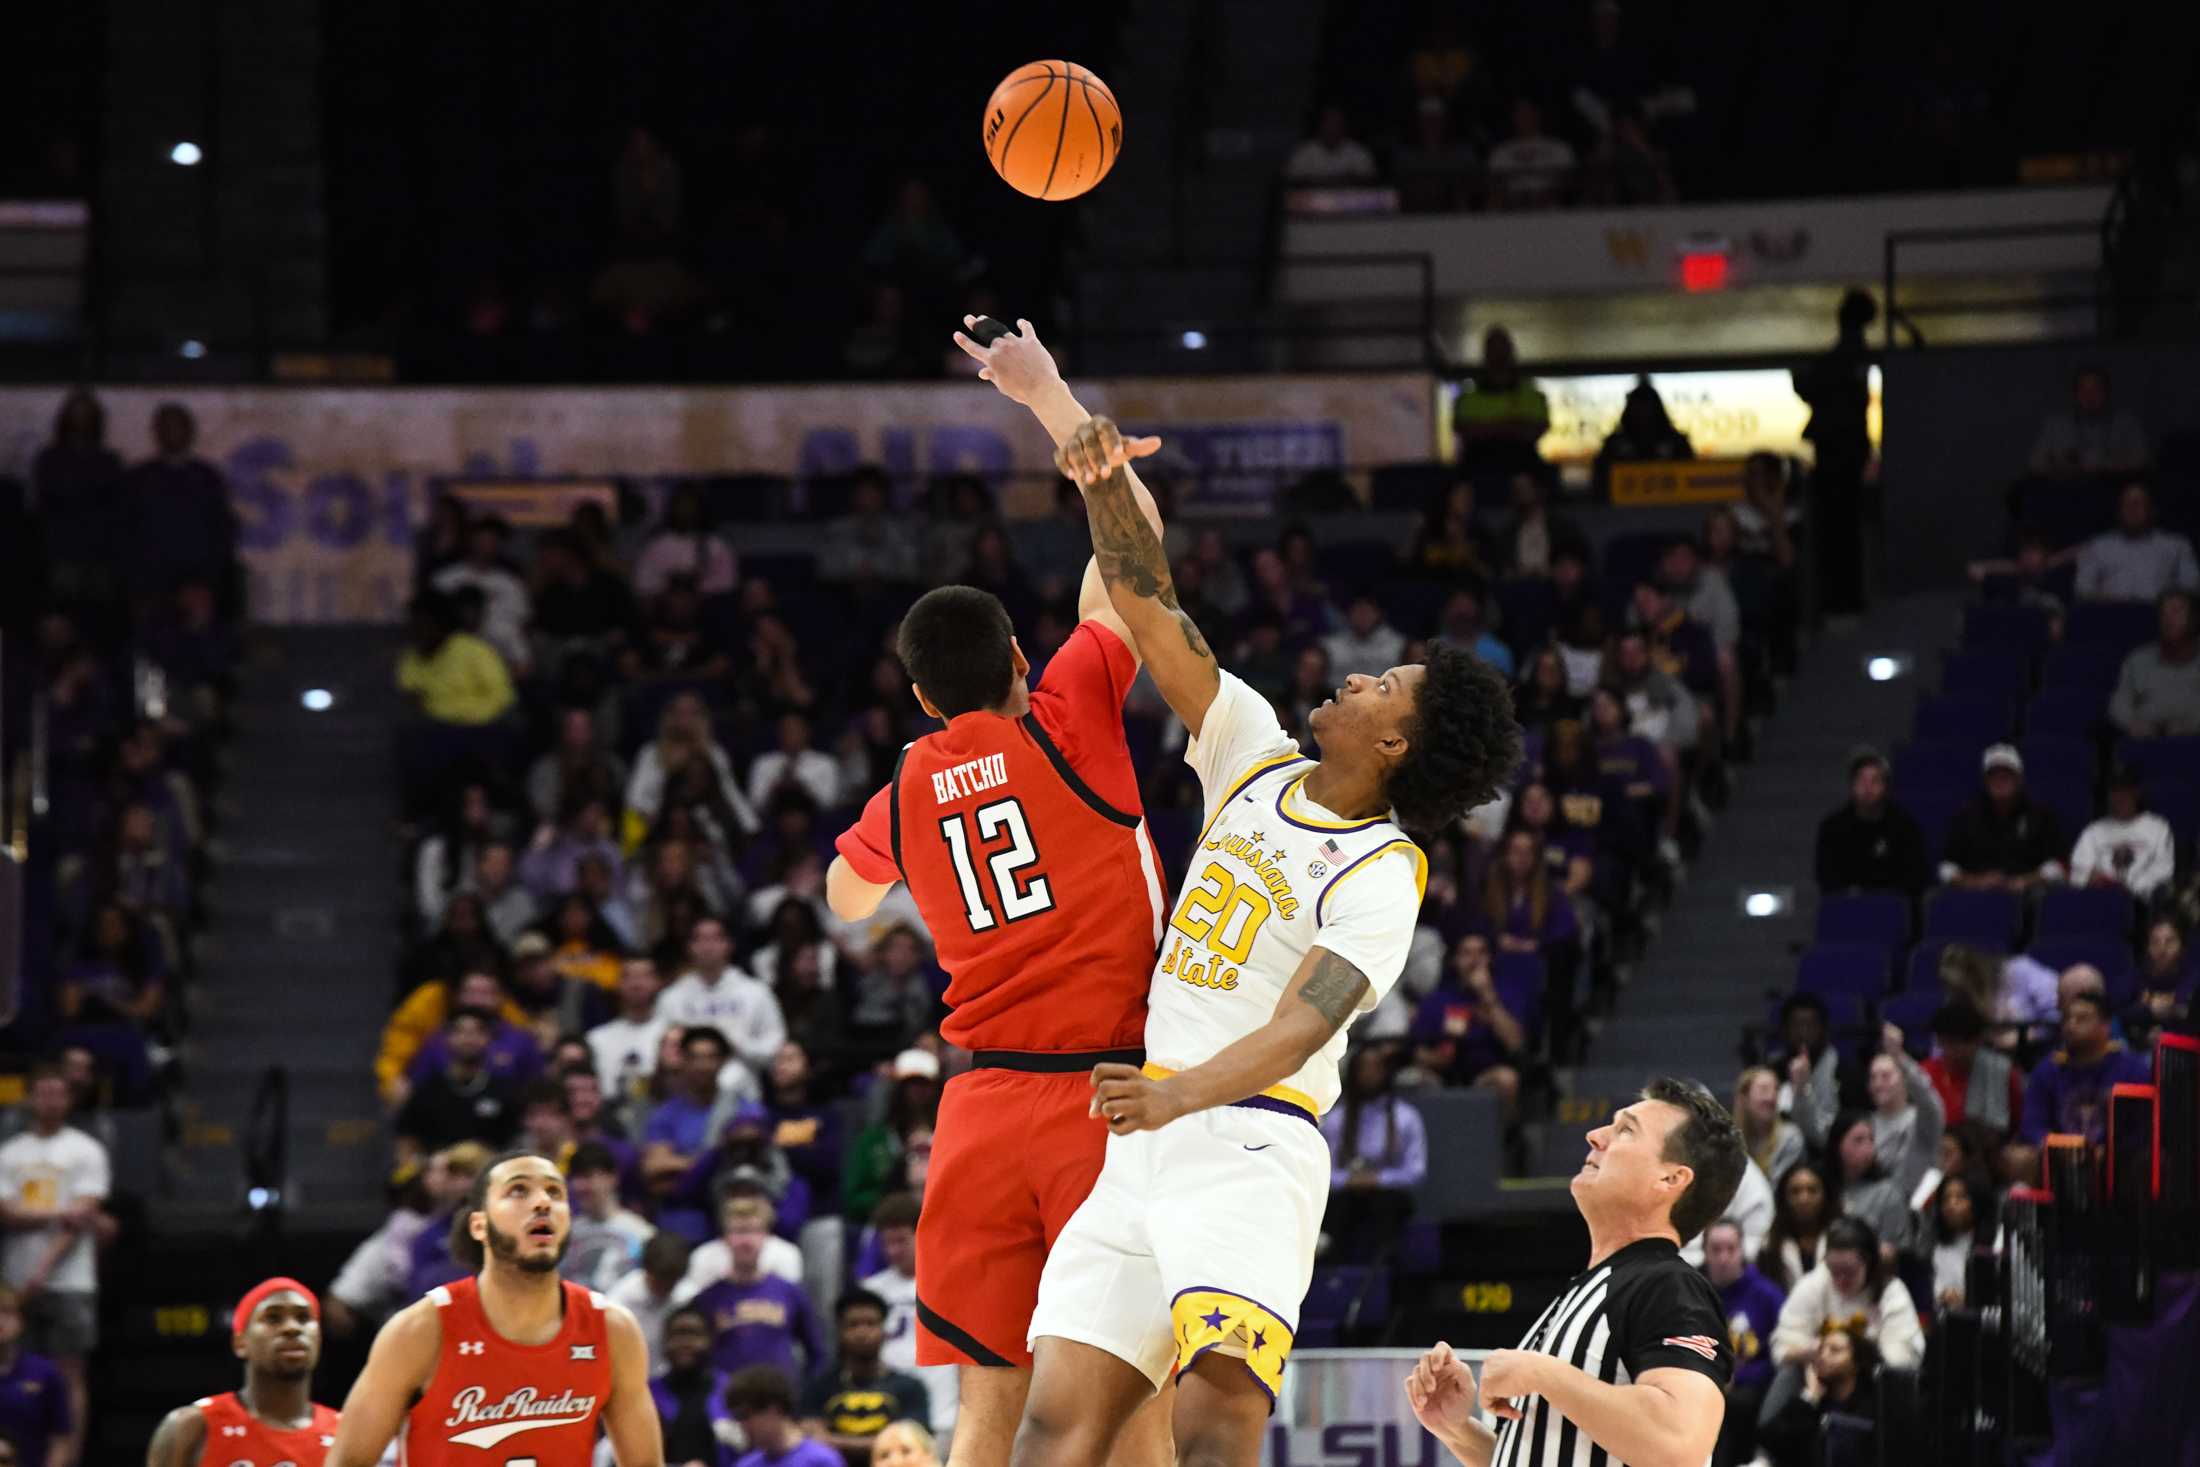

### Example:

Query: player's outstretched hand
xmin=1404 ymin=1341 xmax=1480 ymax=1440
xmin=1089 ymin=1062 xmax=1185 ymax=1134
xmin=952 ymin=316 xmax=1063 ymax=406
xmin=1055 ymin=416 xmax=1163 ymax=487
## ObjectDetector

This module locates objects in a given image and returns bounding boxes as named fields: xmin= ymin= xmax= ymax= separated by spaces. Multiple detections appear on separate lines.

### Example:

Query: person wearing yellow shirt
xmin=376 ymin=969 xmax=533 ymax=1107
xmin=396 ymin=592 xmax=515 ymax=726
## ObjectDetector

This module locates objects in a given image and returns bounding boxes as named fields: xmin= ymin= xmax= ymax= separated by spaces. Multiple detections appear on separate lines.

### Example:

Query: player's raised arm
xmin=325 ymin=1299 xmax=440 ymax=1467
xmin=1058 ymin=417 xmax=1221 ymax=737
xmin=600 ymin=1302 xmax=668 ymax=1467
xmin=1090 ymin=946 xmax=1371 ymax=1132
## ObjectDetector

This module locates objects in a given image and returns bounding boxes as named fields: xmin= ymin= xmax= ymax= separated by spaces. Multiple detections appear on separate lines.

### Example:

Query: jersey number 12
xmin=939 ymin=798 xmax=1055 ymax=932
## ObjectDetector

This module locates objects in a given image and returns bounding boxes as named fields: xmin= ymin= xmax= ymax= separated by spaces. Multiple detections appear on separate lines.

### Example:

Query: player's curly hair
xmin=1384 ymin=641 xmax=1522 ymax=834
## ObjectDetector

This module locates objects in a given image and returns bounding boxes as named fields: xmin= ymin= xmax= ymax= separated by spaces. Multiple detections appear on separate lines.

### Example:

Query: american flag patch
xmin=1662 ymin=1335 xmax=1719 ymax=1360
xmin=1320 ymin=839 xmax=1344 ymax=862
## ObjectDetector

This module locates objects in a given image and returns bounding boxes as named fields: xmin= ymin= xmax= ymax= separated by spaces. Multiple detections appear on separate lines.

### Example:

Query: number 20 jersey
xmin=834 ymin=621 xmax=1168 ymax=1054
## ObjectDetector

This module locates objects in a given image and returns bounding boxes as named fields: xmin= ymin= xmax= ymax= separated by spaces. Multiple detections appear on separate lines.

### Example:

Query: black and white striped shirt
xmin=1490 ymin=1237 xmax=1733 ymax=1467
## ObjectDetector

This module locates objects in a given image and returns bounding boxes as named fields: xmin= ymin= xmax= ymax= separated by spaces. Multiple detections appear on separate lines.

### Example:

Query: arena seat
xmin=2023 ymin=686 xmax=2106 ymax=738
xmin=2041 ymin=643 xmax=2123 ymax=692
xmin=1405 ymin=1088 xmax=1503 ymax=1221
xmin=1911 ymin=692 xmax=2014 ymax=747
xmin=1815 ymin=892 xmax=1910 ymax=952
xmin=1923 ymin=888 xmax=2023 ymax=948
xmin=2035 ymin=885 xmax=2133 ymax=939
xmin=1941 ymin=647 xmax=2031 ymax=700
xmin=1797 ymin=943 xmax=1894 ymax=1003
xmin=2066 ymin=601 xmax=2157 ymax=654
xmin=1963 ymin=602 xmax=2053 ymax=658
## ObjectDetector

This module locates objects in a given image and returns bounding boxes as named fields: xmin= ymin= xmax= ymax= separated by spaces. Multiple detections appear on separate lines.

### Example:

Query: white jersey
xmin=1145 ymin=672 xmax=1425 ymax=1117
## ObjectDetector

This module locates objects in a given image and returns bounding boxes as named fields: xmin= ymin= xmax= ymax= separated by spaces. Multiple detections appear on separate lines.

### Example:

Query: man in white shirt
xmin=673 ymin=1188 xmax=805 ymax=1302
xmin=2030 ymin=366 xmax=2148 ymax=476
xmin=431 ymin=515 xmax=534 ymax=674
xmin=589 ymin=956 xmax=670 ymax=1104
xmin=564 ymin=1142 xmax=656 ymax=1290
xmin=609 ymin=1230 xmax=693 ymax=1376
xmin=659 ymin=915 xmax=788 ymax=1072
xmin=0 ymin=1067 xmax=112 ymax=1462
xmin=861 ymin=1191 xmax=959 ymax=1437
xmin=1322 ymin=594 xmax=1407 ymax=678
xmin=1284 ymin=105 xmax=1378 ymax=182
xmin=2069 ymin=764 xmax=2176 ymax=901
xmin=747 ymin=712 xmax=843 ymax=811
xmin=2075 ymin=483 xmax=2200 ymax=602
xmin=1486 ymin=97 xmax=1578 ymax=209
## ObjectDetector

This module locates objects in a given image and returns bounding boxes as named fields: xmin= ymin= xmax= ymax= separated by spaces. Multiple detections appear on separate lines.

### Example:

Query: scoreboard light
xmin=1676 ymin=233 xmax=1733 ymax=293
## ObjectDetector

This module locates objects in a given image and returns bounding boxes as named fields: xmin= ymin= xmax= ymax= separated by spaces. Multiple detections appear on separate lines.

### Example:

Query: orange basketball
xmin=982 ymin=60 xmax=1121 ymax=201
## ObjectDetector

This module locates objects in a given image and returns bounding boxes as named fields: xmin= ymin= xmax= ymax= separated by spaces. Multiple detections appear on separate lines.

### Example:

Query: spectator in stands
xmin=1922 ymin=1003 xmax=2022 ymax=1140
xmin=1658 ymin=538 xmax=1741 ymax=740
xmin=393 ymin=1008 xmax=520 ymax=1162
xmin=1481 ymin=829 xmax=1580 ymax=961
xmin=531 ymin=526 xmax=636 ymax=657
xmin=662 ymin=916 xmax=786 ymax=1073
xmin=635 ymin=486 xmax=739 ymax=599
xmin=1965 ymin=529 xmax=2071 ymax=637
xmin=859 ymin=1192 xmax=952 ymax=1431
xmin=628 ymin=695 xmax=762 ymax=846
xmin=1584 ymin=105 xmax=1675 ymax=206
xmin=409 ymin=960 xmax=547 ymax=1089
xmin=395 ymin=592 xmax=516 ymax=805
xmin=843 ymin=1052 xmax=940 ymax=1223
xmin=2075 ymin=483 xmax=2198 ymax=602
xmin=1594 ymin=378 xmax=1695 ymax=495
xmin=1603 ymin=629 xmax=1699 ymax=828
xmin=121 ymin=403 xmax=239 ymax=611
xmin=1284 ymin=104 xmax=1378 ymax=183
xmin=624 ymin=573 xmax=735 ymax=685
xmin=1924 ymin=1172 xmax=1984 ymax=1310
xmin=752 ymin=899 xmax=841 ymax=993
xmin=765 ymin=1044 xmax=846 ymax=1220
xmin=378 ymin=970 xmax=524 ymax=1106
xmin=861 ymin=178 xmax=969 ymax=303
xmin=652 ymin=1305 xmax=736 ymax=1467
xmin=821 ymin=469 xmax=921 ymax=586
xmin=1759 ymin=1161 xmax=1835 ymax=1291
xmin=1404 ymin=480 xmax=1500 ymax=586
xmin=462 ymin=840 xmax=538 ymax=950
xmin=1628 ymin=579 xmax=1719 ymax=741
xmin=1499 ymin=471 xmax=1585 ymax=579
xmin=641 ymin=1025 xmax=744 ymax=1205
xmin=518 ymin=794 xmax=621 ymax=904
xmin=0 ymin=1066 xmax=108 ymax=1458
xmin=1793 ymin=290 xmax=1877 ymax=614
xmin=728 ymin=1365 xmax=842 ymax=1467
xmin=1701 ymin=1216 xmax=1783 ymax=1467
xmin=801 ymin=1289 xmax=932 ymax=1465
xmin=1485 ymin=97 xmax=1577 ymax=209
xmin=541 ymin=892 xmax=627 ymax=997
xmin=1323 ymin=593 xmax=1408 ymax=679
xmin=1732 ymin=453 xmax=1800 ymax=568
xmin=1735 ymin=1066 xmax=1806 ymax=1187
xmin=35 ymin=388 xmax=124 ymax=610
xmin=589 ymin=956 xmax=669 ymax=1105
xmin=1940 ymin=745 xmax=2068 ymax=889
xmin=564 ymin=1140 xmax=653 ymax=1290
xmin=1512 ymin=649 xmax=1582 ymax=738
xmin=748 ymin=713 xmax=843 ymax=812
xmin=2109 ymin=589 xmax=2200 ymax=737
xmin=1770 ymin=1217 xmax=1923 ymax=1369
xmin=526 ymin=708 xmax=627 ymax=828
xmin=2019 ymin=989 xmax=2149 ymax=1146
xmin=325 ymin=1147 xmax=462 ymax=1337
xmin=414 ymin=781 xmax=503 ymax=928
xmin=1393 ymin=97 xmax=1480 ymax=212
xmin=610 ymin=1230 xmax=691 ymax=1376
xmin=688 ymin=1196 xmax=826 ymax=1379
xmin=2127 ymin=917 xmax=2196 ymax=1050
xmin=847 ymin=930 xmax=943 ymax=1056
xmin=59 ymin=900 xmax=163 ymax=1035
xmin=1432 ymin=587 xmax=1515 ymax=678
xmin=1583 ymin=688 xmax=1668 ymax=849
xmin=1321 ymin=1046 xmax=1428 ymax=1261
xmin=1757 ymin=1322 xmax=1882 ymax=1467
xmin=1452 ymin=328 xmax=1549 ymax=475
xmin=2071 ymin=762 xmax=2175 ymax=898
xmin=1814 ymin=748 xmax=1929 ymax=898
xmin=679 ymin=1188 xmax=806 ymax=1300
xmin=1861 ymin=1024 xmax=1944 ymax=1200
xmin=1818 ymin=1110 xmax=1913 ymax=1255
xmin=433 ymin=516 xmax=533 ymax=676
xmin=872 ymin=1421 xmax=938 ymax=1467
xmin=1775 ymin=992 xmax=1847 ymax=1143
xmin=2029 ymin=365 xmax=2148 ymax=476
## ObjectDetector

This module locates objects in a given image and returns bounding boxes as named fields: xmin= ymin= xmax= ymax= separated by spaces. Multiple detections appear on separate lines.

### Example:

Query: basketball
xmin=982 ymin=60 xmax=1121 ymax=201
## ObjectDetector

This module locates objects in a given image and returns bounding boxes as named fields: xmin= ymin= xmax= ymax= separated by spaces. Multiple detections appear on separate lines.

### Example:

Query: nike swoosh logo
xmin=1243 ymin=1143 xmax=1273 ymax=1152
xmin=449 ymin=1416 xmax=594 ymax=1449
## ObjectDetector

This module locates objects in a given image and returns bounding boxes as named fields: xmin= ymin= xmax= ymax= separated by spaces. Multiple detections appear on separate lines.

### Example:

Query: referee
xmin=1405 ymin=1077 xmax=1746 ymax=1467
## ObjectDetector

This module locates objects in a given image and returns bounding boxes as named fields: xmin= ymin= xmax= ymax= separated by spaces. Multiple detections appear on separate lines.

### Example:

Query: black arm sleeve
xmin=1611 ymin=1261 xmax=1737 ymax=1389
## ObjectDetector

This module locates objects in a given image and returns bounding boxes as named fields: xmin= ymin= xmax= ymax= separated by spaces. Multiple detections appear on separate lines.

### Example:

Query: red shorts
xmin=914 ymin=1060 xmax=1124 ymax=1368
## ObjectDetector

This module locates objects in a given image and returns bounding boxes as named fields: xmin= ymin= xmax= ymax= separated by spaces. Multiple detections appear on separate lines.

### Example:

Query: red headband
xmin=233 ymin=1277 xmax=319 ymax=1339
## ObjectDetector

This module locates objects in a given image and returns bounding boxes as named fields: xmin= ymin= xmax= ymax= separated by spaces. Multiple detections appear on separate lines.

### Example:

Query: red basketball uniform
xmin=400 ymin=1277 xmax=612 ymax=1467
xmin=194 ymin=1391 xmax=340 ymax=1467
xmin=836 ymin=619 xmax=1165 ymax=1367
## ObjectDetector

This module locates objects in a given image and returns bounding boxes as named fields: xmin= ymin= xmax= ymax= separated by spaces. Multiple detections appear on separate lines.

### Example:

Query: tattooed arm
xmin=1086 ymin=948 xmax=1372 ymax=1132
xmin=1057 ymin=416 xmax=1224 ymax=737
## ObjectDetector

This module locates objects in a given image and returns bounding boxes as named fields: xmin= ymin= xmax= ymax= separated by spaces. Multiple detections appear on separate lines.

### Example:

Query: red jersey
xmin=836 ymin=621 xmax=1165 ymax=1052
xmin=400 ymin=1277 xmax=612 ymax=1467
xmin=194 ymin=1391 xmax=340 ymax=1467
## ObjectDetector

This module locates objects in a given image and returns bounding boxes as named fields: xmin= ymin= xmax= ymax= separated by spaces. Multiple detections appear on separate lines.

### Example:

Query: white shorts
xmin=1026 ymin=1100 xmax=1330 ymax=1401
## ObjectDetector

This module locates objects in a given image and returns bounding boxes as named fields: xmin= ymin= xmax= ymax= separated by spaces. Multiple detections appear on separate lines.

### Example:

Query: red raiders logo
xmin=1663 ymin=1335 xmax=1719 ymax=1360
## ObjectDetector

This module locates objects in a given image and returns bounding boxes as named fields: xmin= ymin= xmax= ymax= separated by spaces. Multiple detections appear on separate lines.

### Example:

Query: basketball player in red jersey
xmin=143 ymin=1277 xmax=339 ymax=1467
xmin=324 ymin=1152 xmax=663 ymax=1467
xmin=825 ymin=318 xmax=1172 ymax=1467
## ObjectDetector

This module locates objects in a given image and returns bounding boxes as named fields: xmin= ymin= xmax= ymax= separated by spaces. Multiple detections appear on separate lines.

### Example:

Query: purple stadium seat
xmin=1797 ymin=943 xmax=1894 ymax=1003
xmin=1815 ymin=892 xmax=1910 ymax=950
xmin=1892 ymin=740 xmax=1981 ymax=789
xmin=2027 ymin=772 xmax=2094 ymax=844
xmin=2067 ymin=601 xmax=2158 ymax=655
xmin=1911 ymin=692 xmax=2014 ymax=747
xmin=1923 ymin=887 xmax=2023 ymax=947
xmin=2144 ymin=779 xmax=2200 ymax=851
xmin=2041 ymin=644 xmax=2123 ymax=692
xmin=1941 ymin=647 xmax=2031 ymax=699
xmin=2024 ymin=686 xmax=2107 ymax=738
xmin=1904 ymin=788 xmax=1967 ymax=865
xmin=1963 ymin=602 xmax=2052 ymax=658
xmin=2028 ymin=936 xmax=2139 ymax=1009
xmin=2035 ymin=885 xmax=2133 ymax=939
xmin=2118 ymin=735 xmax=2200 ymax=783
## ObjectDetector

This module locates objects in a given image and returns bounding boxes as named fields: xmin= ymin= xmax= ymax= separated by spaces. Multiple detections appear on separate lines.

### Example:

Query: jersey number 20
xmin=939 ymin=798 xmax=1055 ymax=932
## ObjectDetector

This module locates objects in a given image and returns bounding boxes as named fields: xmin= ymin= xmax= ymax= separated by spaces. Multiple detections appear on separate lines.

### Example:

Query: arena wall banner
xmin=0 ymin=377 xmax=1434 ymax=625
xmin=1266 ymin=1348 xmax=1483 ymax=1467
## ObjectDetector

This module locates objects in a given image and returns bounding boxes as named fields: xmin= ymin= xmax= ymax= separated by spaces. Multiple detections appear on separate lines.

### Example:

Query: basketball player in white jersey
xmin=1008 ymin=417 xmax=1522 ymax=1467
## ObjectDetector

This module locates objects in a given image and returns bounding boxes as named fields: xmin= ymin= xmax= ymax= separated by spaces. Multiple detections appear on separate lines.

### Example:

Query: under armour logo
xmin=570 ymin=1344 xmax=596 ymax=1360
xmin=222 ymin=1426 xmax=248 ymax=1437
xmin=458 ymin=1340 xmax=486 ymax=1355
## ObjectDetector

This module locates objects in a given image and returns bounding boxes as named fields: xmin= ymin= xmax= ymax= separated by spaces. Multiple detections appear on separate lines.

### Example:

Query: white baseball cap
xmin=1981 ymin=744 xmax=2023 ymax=775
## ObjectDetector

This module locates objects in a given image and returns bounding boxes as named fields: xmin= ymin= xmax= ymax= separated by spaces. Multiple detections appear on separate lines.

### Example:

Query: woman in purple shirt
xmin=1319 ymin=1047 xmax=1428 ymax=1262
